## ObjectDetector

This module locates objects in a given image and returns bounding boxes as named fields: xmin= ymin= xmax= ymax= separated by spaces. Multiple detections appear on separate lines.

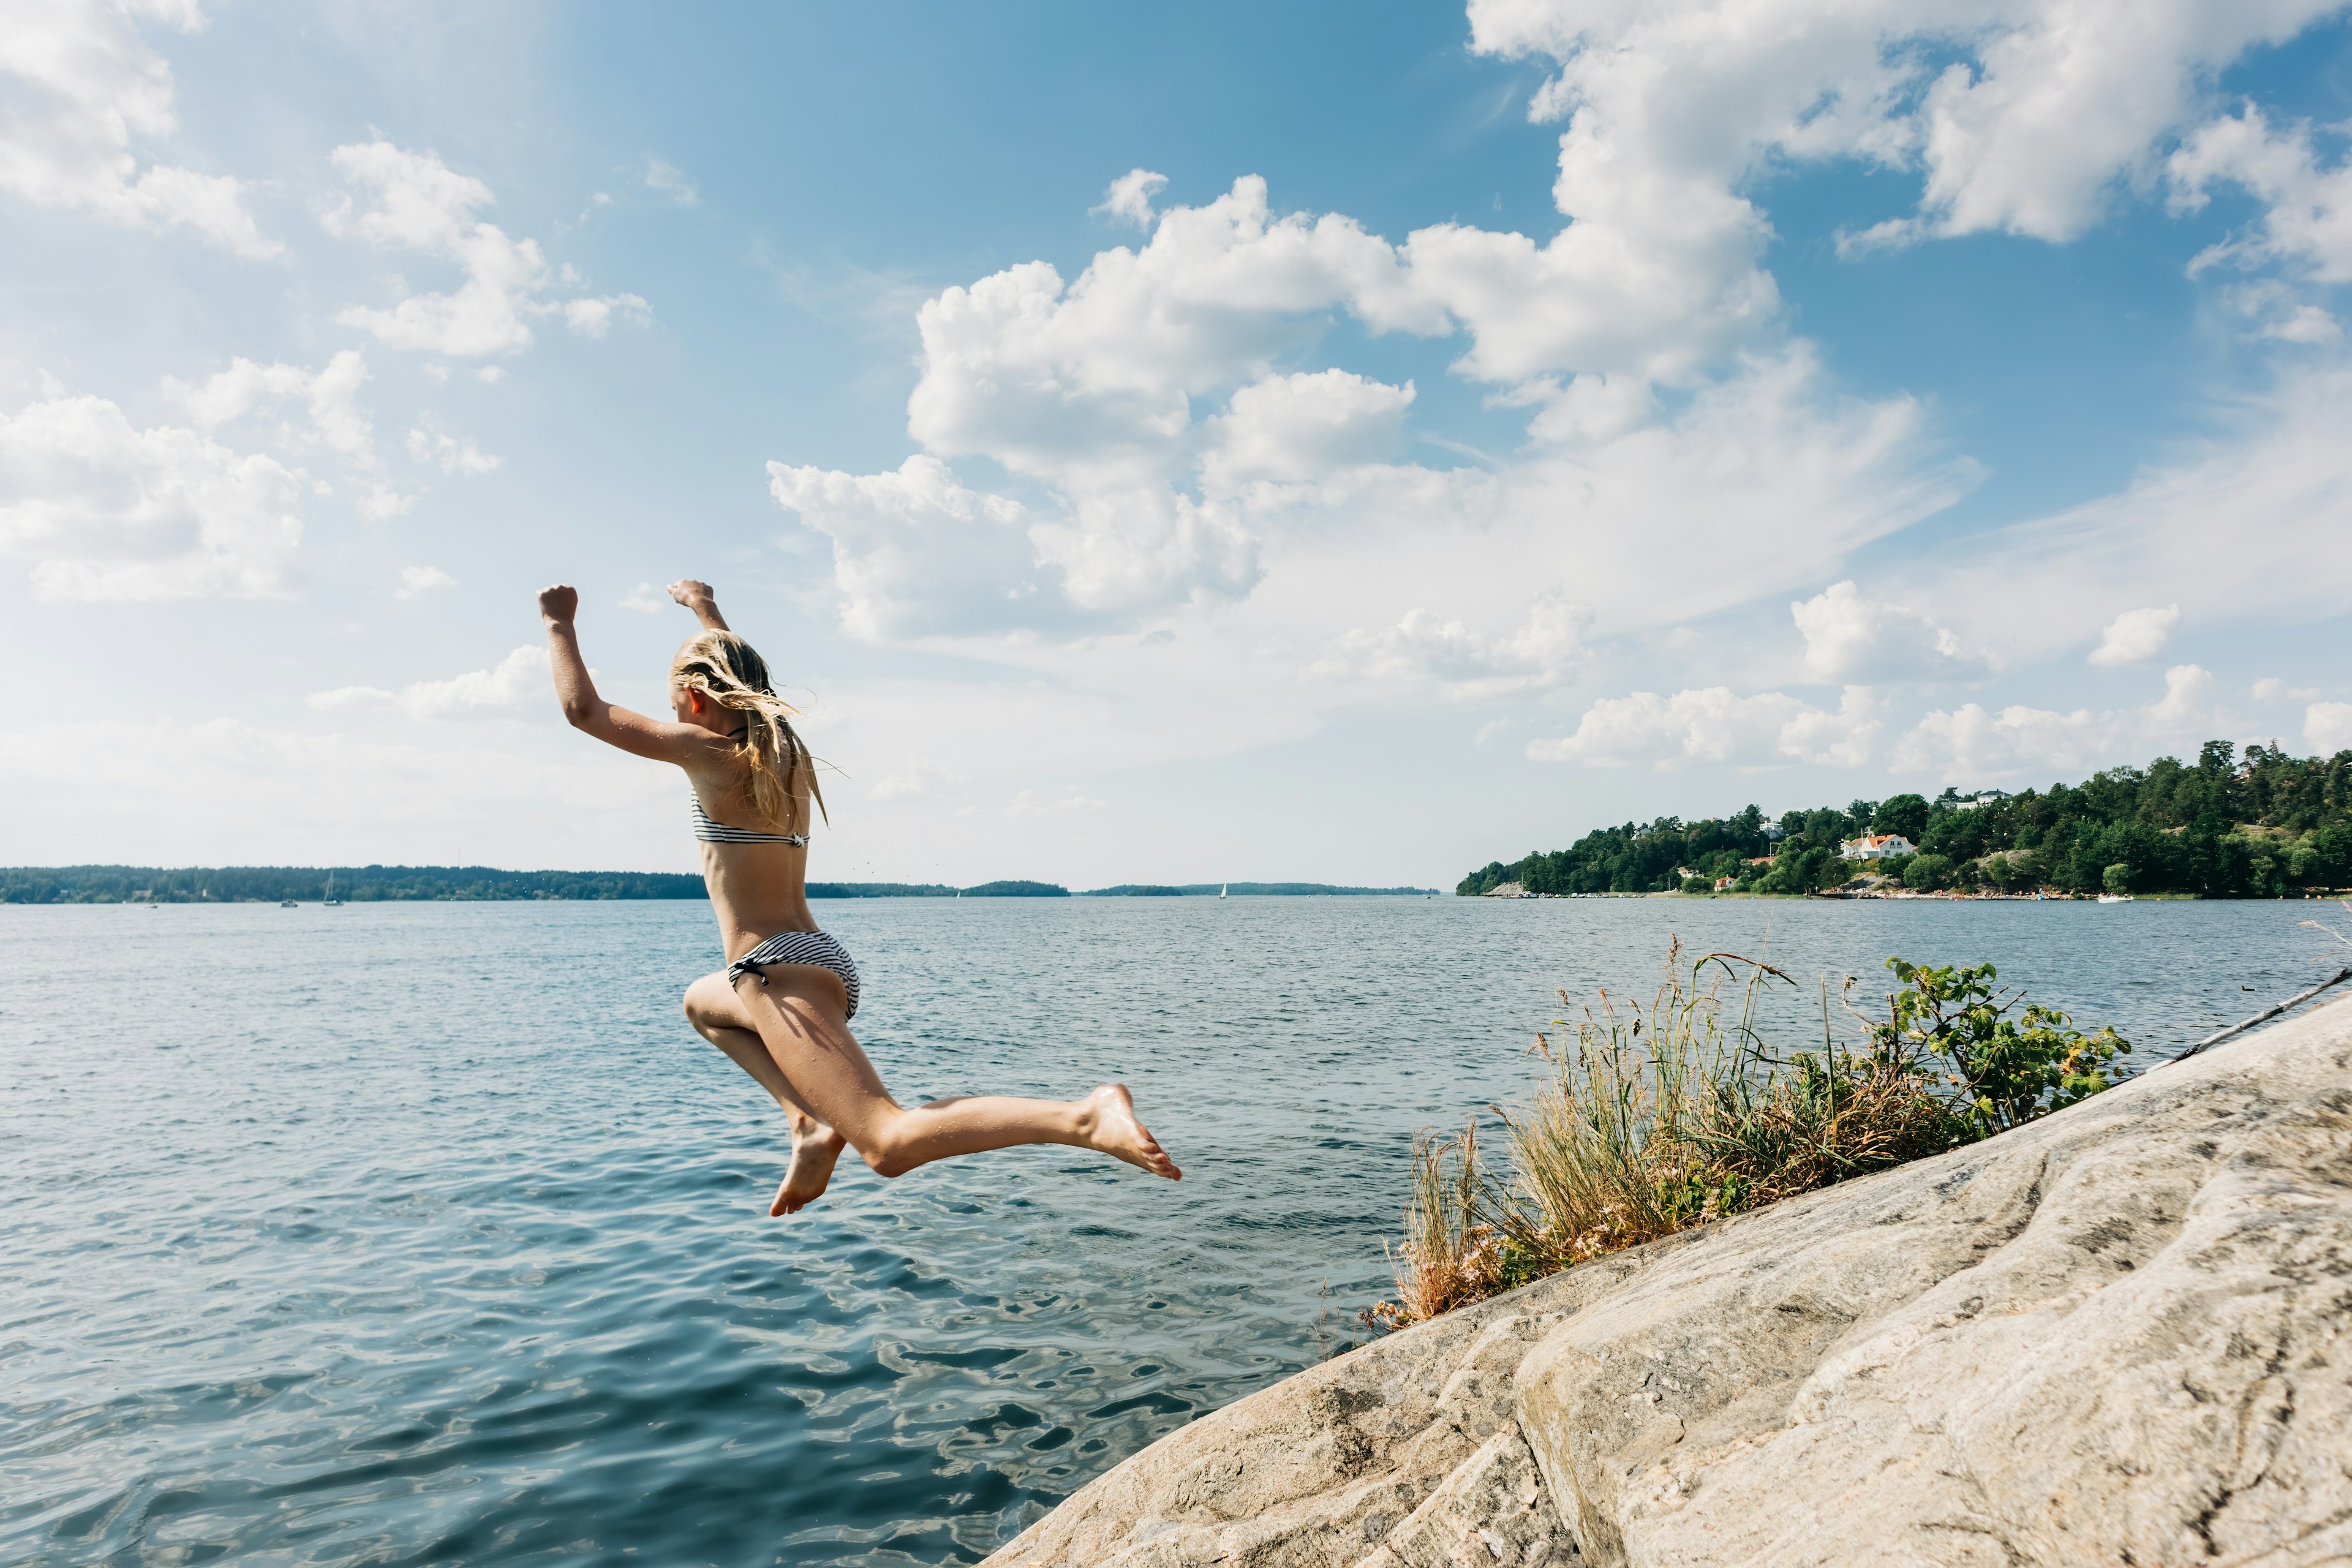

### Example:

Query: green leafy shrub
xmin=1862 ymin=958 xmax=2128 ymax=1138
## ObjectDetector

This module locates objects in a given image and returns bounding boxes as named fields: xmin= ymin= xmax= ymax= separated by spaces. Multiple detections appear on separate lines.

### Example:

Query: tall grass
xmin=1368 ymin=940 xmax=2125 ymax=1330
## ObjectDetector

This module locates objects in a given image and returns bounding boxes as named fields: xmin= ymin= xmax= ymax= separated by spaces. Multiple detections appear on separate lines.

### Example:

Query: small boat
xmin=2097 ymin=892 xmax=2133 ymax=903
xmin=1219 ymin=883 xmax=1227 ymax=899
xmin=281 ymin=899 xmax=298 ymax=907
xmin=323 ymin=872 xmax=342 ymax=907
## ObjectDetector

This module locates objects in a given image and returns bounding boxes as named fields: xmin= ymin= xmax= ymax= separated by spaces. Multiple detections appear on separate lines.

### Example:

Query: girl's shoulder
xmin=679 ymin=747 xmax=752 ymax=796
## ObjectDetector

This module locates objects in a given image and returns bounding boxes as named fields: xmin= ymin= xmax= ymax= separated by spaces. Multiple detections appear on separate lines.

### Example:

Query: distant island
xmin=2 ymin=867 xmax=1435 ymax=904
xmin=1080 ymin=882 xmax=1438 ymax=897
xmin=1456 ymin=740 xmax=2352 ymax=900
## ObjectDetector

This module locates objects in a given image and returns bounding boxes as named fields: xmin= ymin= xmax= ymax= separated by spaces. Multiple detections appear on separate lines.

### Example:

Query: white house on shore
xmin=1841 ymin=832 xmax=1918 ymax=861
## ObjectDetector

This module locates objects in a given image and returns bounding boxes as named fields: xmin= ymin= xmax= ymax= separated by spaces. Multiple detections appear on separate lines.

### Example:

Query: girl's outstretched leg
xmin=736 ymin=965 xmax=1180 ymax=1183
xmin=682 ymin=971 xmax=846 ymax=1213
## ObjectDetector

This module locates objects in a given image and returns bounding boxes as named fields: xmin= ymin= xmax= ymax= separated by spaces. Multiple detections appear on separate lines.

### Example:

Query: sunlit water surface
xmin=3 ymin=895 xmax=2338 ymax=1565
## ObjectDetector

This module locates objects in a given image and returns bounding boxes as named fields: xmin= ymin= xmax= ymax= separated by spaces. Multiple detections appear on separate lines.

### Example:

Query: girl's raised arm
xmin=667 ymin=578 xmax=731 ymax=632
xmin=539 ymin=583 xmax=715 ymax=765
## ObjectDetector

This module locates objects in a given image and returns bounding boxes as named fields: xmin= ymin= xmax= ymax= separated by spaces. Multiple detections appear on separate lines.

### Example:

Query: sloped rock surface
xmin=978 ymin=1248 xmax=1684 ymax=1568
xmin=984 ymin=997 xmax=2352 ymax=1568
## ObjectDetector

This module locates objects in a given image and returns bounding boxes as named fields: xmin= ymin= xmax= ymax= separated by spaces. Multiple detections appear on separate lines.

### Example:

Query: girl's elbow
xmin=559 ymin=699 xmax=597 ymax=729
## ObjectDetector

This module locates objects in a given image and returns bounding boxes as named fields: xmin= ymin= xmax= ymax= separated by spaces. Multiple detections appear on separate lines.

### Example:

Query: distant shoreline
xmin=1 ymin=865 xmax=1442 ymax=904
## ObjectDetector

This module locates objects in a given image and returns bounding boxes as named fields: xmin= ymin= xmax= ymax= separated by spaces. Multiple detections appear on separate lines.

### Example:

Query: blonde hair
xmin=669 ymin=630 xmax=826 ymax=831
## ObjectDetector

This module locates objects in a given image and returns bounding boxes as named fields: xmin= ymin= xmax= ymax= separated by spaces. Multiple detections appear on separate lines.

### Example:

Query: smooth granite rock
xmin=984 ymin=995 xmax=2352 ymax=1568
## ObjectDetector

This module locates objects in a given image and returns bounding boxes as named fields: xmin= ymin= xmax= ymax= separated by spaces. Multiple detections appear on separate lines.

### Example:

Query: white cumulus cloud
xmin=1527 ymin=685 xmax=1877 ymax=770
xmin=326 ymin=141 xmax=648 ymax=359
xmin=1894 ymin=663 xmax=2228 ymax=775
xmin=1316 ymin=590 xmax=1590 ymax=701
xmin=769 ymin=454 xmax=1044 ymax=641
xmin=0 ymin=0 xmax=277 ymax=255
xmin=1792 ymin=580 xmax=1983 ymax=682
xmin=1093 ymin=167 xmax=1167 ymax=227
xmin=164 ymin=349 xmax=376 ymax=458
xmin=0 ymin=390 xmax=303 ymax=599
xmin=908 ymin=176 xmax=1441 ymax=480
xmin=2307 ymin=701 xmax=2352 ymax=755
xmin=394 ymin=564 xmax=454 ymax=598
xmin=1201 ymin=370 xmax=1415 ymax=488
xmin=2089 ymin=604 xmax=2182 ymax=667
xmin=1777 ymin=687 xmax=1890 ymax=768
xmin=307 ymin=644 xmax=550 ymax=720
xmin=2171 ymin=105 xmax=2352 ymax=284
xmin=2166 ymin=104 xmax=2352 ymax=341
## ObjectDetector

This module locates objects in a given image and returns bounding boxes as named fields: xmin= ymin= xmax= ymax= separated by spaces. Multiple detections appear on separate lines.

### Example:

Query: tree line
xmin=1 ymin=864 xmax=709 ymax=903
xmin=1455 ymin=741 xmax=2352 ymax=899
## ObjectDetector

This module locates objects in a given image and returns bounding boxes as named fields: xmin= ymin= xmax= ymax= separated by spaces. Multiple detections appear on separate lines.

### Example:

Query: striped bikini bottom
xmin=726 ymin=930 xmax=861 ymax=1020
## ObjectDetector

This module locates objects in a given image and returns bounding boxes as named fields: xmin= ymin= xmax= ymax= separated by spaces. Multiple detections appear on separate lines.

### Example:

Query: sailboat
xmin=1219 ymin=883 xmax=1227 ymax=899
xmin=323 ymin=871 xmax=342 ymax=907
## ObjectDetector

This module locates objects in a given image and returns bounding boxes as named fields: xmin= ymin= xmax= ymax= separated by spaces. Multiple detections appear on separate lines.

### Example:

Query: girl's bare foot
xmin=772 ymin=1120 xmax=847 ymax=1215
xmin=1076 ymin=1084 xmax=1181 ymax=1180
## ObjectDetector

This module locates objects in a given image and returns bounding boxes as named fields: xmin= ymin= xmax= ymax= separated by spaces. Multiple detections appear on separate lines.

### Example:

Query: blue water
xmin=3 ymin=895 xmax=2341 ymax=1566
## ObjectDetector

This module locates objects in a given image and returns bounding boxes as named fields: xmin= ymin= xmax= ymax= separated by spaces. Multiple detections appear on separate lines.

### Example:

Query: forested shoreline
xmin=1456 ymin=741 xmax=2352 ymax=899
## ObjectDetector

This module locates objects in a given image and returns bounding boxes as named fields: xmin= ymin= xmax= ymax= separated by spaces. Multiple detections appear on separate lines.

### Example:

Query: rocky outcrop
xmin=984 ymin=995 xmax=2352 ymax=1568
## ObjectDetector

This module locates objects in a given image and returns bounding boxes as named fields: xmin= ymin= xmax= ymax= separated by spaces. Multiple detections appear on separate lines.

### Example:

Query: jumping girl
xmin=538 ymin=579 xmax=1180 ymax=1215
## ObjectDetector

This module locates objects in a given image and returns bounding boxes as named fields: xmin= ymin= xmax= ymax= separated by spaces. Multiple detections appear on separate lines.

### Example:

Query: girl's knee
xmin=859 ymin=1127 xmax=918 ymax=1178
xmin=680 ymin=974 xmax=736 ymax=1033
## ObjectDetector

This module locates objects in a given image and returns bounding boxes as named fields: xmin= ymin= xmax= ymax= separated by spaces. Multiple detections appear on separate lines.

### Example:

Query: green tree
xmin=1904 ymin=853 xmax=1954 ymax=890
xmin=1872 ymin=793 xmax=1930 ymax=841
xmin=2101 ymin=862 xmax=2133 ymax=895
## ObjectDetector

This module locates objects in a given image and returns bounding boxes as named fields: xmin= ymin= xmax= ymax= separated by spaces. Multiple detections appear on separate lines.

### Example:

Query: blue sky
xmin=4 ymin=0 xmax=2349 ymax=888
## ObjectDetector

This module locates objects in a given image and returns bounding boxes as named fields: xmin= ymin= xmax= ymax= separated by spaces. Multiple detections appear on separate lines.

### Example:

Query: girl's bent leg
xmin=736 ymin=966 xmax=1180 ymax=1182
xmin=682 ymin=971 xmax=812 ymax=1115
xmin=681 ymin=971 xmax=848 ymax=1215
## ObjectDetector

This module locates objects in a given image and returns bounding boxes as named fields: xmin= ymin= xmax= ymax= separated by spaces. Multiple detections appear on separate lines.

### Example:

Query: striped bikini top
xmin=689 ymin=791 xmax=807 ymax=847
